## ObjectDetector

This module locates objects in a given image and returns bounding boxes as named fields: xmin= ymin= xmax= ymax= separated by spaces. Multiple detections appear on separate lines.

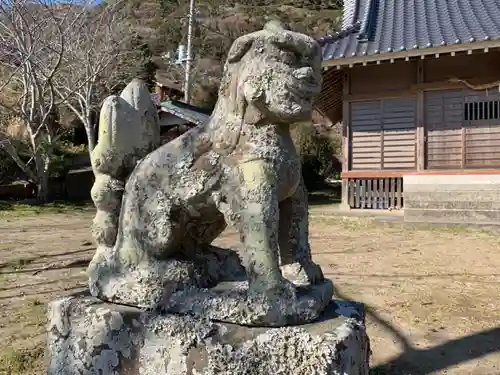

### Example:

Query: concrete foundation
xmin=404 ymin=174 xmax=500 ymax=224
xmin=47 ymin=295 xmax=370 ymax=375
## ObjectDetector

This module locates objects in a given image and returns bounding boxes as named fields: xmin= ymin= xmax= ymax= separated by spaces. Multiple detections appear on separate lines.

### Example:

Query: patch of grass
xmin=10 ymin=257 xmax=34 ymax=269
xmin=26 ymin=298 xmax=43 ymax=307
xmin=0 ymin=200 xmax=94 ymax=218
xmin=308 ymin=189 xmax=341 ymax=207
xmin=0 ymin=345 xmax=44 ymax=374
xmin=24 ymin=299 xmax=47 ymax=328
xmin=312 ymin=215 xmax=378 ymax=230
xmin=402 ymin=221 xmax=499 ymax=236
xmin=0 ymin=257 xmax=35 ymax=271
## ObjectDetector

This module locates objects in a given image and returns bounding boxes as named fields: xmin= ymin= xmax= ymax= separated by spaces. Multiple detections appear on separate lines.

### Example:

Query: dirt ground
xmin=0 ymin=207 xmax=500 ymax=374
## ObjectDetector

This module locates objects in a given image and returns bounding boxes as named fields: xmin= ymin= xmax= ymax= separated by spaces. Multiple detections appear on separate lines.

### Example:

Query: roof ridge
xmin=341 ymin=0 xmax=360 ymax=29
xmin=321 ymin=0 xmax=500 ymax=64
xmin=316 ymin=22 xmax=361 ymax=46
xmin=358 ymin=0 xmax=379 ymax=42
xmin=357 ymin=0 xmax=374 ymax=38
xmin=318 ymin=0 xmax=375 ymax=46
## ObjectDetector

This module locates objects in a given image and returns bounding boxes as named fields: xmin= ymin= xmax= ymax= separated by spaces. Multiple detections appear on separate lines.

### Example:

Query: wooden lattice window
xmin=464 ymin=100 xmax=500 ymax=122
xmin=426 ymin=90 xmax=500 ymax=169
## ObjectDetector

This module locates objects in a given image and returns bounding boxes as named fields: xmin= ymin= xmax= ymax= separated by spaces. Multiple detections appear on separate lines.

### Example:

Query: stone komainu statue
xmin=88 ymin=21 xmax=333 ymax=327
xmin=90 ymin=79 xmax=161 ymax=248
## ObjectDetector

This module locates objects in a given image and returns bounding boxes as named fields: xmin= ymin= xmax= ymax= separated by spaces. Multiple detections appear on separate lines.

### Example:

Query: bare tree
xmin=54 ymin=0 xmax=143 ymax=153
xmin=0 ymin=0 xmax=71 ymax=202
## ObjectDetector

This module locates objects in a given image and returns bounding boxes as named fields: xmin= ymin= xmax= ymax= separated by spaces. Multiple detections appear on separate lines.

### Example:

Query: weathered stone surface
xmin=163 ymin=278 xmax=334 ymax=327
xmin=47 ymin=295 xmax=370 ymax=375
xmin=87 ymin=21 xmax=332 ymax=327
xmin=90 ymin=79 xmax=160 ymax=248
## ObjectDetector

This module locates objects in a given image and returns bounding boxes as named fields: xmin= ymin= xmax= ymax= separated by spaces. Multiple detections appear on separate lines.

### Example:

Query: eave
xmin=322 ymin=39 xmax=500 ymax=69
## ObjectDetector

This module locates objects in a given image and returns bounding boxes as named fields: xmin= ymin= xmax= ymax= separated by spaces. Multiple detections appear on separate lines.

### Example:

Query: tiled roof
xmin=159 ymin=100 xmax=211 ymax=126
xmin=320 ymin=0 xmax=500 ymax=62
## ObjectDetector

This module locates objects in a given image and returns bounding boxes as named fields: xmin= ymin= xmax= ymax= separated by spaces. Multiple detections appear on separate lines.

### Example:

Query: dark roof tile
xmin=159 ymin=100 xmax=210 ymax=126
xmin=321 ymin=0 xmax=500 ymax=61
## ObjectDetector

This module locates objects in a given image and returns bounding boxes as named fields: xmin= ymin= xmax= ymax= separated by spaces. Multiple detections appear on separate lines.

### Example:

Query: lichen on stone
xmin=87 ymin=21 xmax=333 ymax=327
xmin=46 ymin=297 xmax=370 ymax=375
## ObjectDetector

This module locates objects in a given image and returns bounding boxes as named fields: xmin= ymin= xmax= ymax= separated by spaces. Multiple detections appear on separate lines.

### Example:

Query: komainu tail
xmin=90 ymin=79 xmax=160 ymax=247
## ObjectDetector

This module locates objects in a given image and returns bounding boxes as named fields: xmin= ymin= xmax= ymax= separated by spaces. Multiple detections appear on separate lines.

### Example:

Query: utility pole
xmin=184 ymin=0 xmax=195 ymax=104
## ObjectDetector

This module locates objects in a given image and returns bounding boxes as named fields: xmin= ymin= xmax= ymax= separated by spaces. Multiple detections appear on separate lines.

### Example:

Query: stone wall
xmin=404 ymin=174 xmax=500 ymax=224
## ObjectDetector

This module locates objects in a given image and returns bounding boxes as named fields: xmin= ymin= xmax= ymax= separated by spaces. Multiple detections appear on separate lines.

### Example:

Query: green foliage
xmin=50 ymin=140 xmax=88 ymax=179
xmin=0 ymin=152 xmax=16 ymax=184
xmin=0 ymin=200 xmax=94 ymax=218
xmin=2 ymin=0 xmax=343 ymax=189
xmin=134 ymin=0 xmax=341 ymax=99
xmin=0 ymin=131 xmax=87 ymax=184
xmin=291 ymin=123 xmax=341 ymax=189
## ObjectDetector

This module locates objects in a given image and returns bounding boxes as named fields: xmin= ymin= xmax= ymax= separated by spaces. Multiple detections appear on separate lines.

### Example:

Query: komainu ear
xmin=226 ymin=34 xmax=255 ymax=64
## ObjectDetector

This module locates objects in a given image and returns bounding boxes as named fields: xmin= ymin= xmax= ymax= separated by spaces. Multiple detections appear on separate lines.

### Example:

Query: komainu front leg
xmin=225 ymin=160 xmax=293 ymax=297
xmin=279 ymin=177 xmax=325 ymax=285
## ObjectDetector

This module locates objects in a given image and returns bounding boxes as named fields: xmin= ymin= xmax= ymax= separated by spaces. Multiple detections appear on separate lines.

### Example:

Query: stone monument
xmin=47 ymin=21 xmax=370 ymax=374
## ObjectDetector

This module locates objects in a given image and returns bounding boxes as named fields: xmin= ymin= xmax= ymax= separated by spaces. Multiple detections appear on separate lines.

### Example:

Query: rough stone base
xmin=89 ymin=244 xmax=334 ymax=327
xmin=163 ymin=279 xmax=334 ymax=327
xmin=47 ymin=295 xmax=370 ymax=375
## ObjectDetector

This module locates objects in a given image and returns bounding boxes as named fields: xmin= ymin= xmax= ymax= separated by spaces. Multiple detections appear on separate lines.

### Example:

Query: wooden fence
xmin=347 ymin=177 xmax=404 ymax=209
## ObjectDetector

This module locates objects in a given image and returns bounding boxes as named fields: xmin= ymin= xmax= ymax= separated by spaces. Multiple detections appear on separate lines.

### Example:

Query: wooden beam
xmin=380 ymin=100 xmax=385 ymax=169
xmin=345 ymin=90 xmax=415 ymax=102
xmin=323 ymin=40 xmax=500 ymax=68
xmin=407 ymin=169 xmax=500 ymax=176
xmin=411 ymin=76 xmax=500 ymax=91
xmin=416 ymin=60 xmax=425 ymax=171
xmin=341 ymin=70 xmax=351 ymax=209
xmin=342 ymin=171 xmax=407 ymax=178
xmin=342 ymin=169 xmax=500 ymax=178
xmin=461 ymin=126 xmax=466 ymax=169
xmin=411 ymin=80 xmax=464 ymax=91
xmin=344 ymin=76 xmax=500 ymax=97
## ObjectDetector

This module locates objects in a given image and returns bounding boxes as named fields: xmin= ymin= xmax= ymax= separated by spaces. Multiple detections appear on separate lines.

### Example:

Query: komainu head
xmin=216 ymin=21 xmax=323 ymax=125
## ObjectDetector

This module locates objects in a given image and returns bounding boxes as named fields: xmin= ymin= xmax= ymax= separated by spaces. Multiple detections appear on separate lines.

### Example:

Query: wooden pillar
xmin=341 ymin=69 xmax=351 ymax=210
xmin=416 ymin=59 xmax=425 ymax=171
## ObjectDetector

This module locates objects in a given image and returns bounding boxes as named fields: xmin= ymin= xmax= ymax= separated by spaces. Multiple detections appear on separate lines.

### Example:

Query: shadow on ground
xmin=370 ymin=327 xmax=500 ymax=375
xmin=335 ymin=288 xmax=500 ymax=375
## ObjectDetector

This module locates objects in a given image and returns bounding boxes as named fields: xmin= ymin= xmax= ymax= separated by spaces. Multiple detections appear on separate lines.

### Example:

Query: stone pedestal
xmin=47 ymin=295 xmax=370 ymax=375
